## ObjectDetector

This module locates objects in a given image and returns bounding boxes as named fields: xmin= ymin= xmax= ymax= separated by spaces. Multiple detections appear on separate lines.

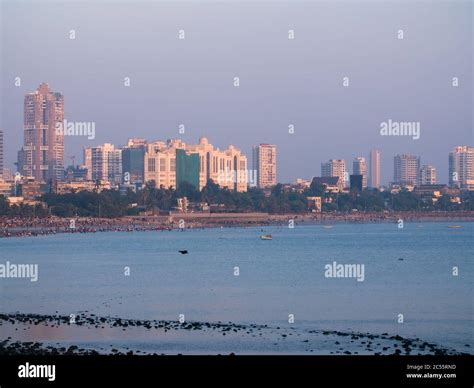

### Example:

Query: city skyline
xmin=3 ymin=84 xmax=470 ymax=187
xmin=2 ymin=81 xmax=471 ymax=188
xmin=73 ymin=135 xmax=473 ymax=188
xmin=1 ymin=1 xmax=472 ymax=185
xmin=4 ymin=104 xmax=473 ymax=189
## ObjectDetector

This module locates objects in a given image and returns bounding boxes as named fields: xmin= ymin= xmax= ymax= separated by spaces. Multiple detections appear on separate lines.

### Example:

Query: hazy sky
xmin=1 ymin=0 xmax=472 ymax=184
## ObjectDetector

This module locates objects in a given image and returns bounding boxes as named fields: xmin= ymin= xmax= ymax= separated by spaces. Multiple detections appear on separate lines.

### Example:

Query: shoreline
xmin=0 ymin=312 xmax=469 ymax=356
xmin=1 ymin=211 xmax=473 ymax=238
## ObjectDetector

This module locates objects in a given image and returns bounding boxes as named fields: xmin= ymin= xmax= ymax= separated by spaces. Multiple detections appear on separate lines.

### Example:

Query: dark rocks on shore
xmin=0 ymin=339 xmax=99 ymax=356
xmin=0 ymin=312 xmax=463 ymax=356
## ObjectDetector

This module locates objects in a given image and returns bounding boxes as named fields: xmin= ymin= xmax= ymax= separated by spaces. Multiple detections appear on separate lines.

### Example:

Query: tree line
xmin=0 ymin=179 xmax=473 ymax=218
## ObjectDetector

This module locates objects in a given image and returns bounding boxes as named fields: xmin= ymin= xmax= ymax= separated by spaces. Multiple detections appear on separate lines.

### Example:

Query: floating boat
xmin=322 ymin=225 xmax=333 ymax=229
xmin=447 ymin=225 xmax=462 ymax=229
xmin=260 ymin=234 xmax=273 ymax=240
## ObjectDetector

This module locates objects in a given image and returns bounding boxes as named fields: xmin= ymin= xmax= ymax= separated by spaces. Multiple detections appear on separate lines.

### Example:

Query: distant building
xmin=419 ymin=165 xmax=436 ymax=185
xmin=83 ymin=147 xmax=92 ymax=180
xmin=353 ymin=157 xmax=367 ymax=189
xmin=369 ymin=149 xmax=381 ymax=188
xmin=449 ymin=146 xmax=473 ymax=189
xmin=122 ymin=146 xmax=145 ymax=185
xmin=144 ymin=140 xmax=180 ymax=189
xmin=56 ymin=180 xmax=103 ymax=194
xmin=307 ymin=196 xmax=322 ymax=212
xmin=0 ymin=181 xmax=13 ymax=197
xmin=252 ymin=144 xmax=276 ymax=188
xmin=349 ymin=174 xmax=363 ymax=192
xmin=413 ymin=184 xmax=446 ymax=196
xmin=126 ymin=138 xmax=147 ymax=148
xmin=294 ymin=178 xmax=311 ymax=188
xmin=413 ymin=184 xmax=447 ymax=205
xmin=84 ymin=143 xmax=122 ymax=185
xmin=311 ymin=176 xmax=341 ymax=193
xmin=18 ymin=83 xmax=64 ymax=182
xmin=464 ymin=180 xmax=474 ymax=191
xmin=394 ymin=154 xmax=420 ymax=186
xmin=187 ymin=137 xmax=248 ymax=192
xmin=293 ymin=178 xmax=311 ymax=193
xmin=65 ymin=165 xmax=88 ymax=181
xmin=177 ymin=197 xmax=189 ymax=213
xmin=321 ymin=159 xmax=346 ymax=190
xmin=2 ymin=168 xmax=13 ymax=182
xmin=18 ymin=179 xmax=50 ymax=201
xmin=176 ymin=149 xmax=200 ymax=190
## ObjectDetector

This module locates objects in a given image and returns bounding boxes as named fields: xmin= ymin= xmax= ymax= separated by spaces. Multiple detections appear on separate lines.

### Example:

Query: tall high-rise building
xmin=122 ymin=140 xmax=146 ymax=185
xmin=83 ymin=147 xmax=92 ymax=180
xmin=419 ymin=165 xmax=436 ymax=185
xmin=84 ymin=143 xmax=122 ymax=185
xmin=18 ymin=83 xmax=64 ymax=182
xmin=353 ymin=157 xmax=367 ymax=189
xmin=368 ymin=149 xmax=381 ymax=188
xmin=321 ymin=159 xmax=346 ymax=189
xmin=0 ymin=129 xmax=4 ymax=180
xmin=176 ymin=149 xmax=200 ymax=190
xmin=252 ymin=144 xmax=277 ymax=189
xmin=394 ymin=154 xmax=420 ymax=186
xmin=449 ymin=146 xmax=474 ymax=188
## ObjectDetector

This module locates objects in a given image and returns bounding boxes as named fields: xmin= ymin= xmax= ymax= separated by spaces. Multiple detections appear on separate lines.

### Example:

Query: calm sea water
xmin=1 ymin=222 xmax=472 ymax=353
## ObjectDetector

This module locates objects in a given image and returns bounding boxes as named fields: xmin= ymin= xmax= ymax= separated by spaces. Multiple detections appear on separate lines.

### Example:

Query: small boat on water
xmin=448 ymin=225 xmax=462 ymax=229
xmin=260 ymin=234 xmax=273 ymax=240
xmin=322 ymin=225 xmax=333 ymax=229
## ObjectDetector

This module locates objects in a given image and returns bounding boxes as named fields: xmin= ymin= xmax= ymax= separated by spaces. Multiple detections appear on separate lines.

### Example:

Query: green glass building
xmin=122 ymin=147 xmax=145 ymax=184
xmin=176 ymin=149 xmax=200 ymax=190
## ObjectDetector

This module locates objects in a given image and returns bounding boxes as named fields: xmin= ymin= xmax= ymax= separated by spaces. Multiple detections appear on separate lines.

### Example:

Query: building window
xmin=148 ymin=158 xmax=156 ymax=172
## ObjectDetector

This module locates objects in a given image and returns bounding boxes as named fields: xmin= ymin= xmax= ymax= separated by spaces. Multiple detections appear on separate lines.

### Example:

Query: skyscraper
xmin=176 ymin=149 xmax=200 ymax=190
xmin=419 ymin=165 xmax=436 ymax=185
xmin=84 ymin=143 xmax=122 ymax=185
xmin=449 ymin=146 xmax=474 ymax=188
xmin=321 ymin=159 xmax=346 ymax=189
xmin=368 ymin=149 xmax=381 ymax=188
xmin=0 ymin=129 xmax=4 ymax=180
xmin=122 ymin=139 xmax=146 ymax=185
xmin=18 ymin=83 xmax=64 ymax=182
xmin=353 ymin=157 xmax=367 ymax=189
xmin=394 ymin=154 xmax=420 ymax=186
xmin=252 ymin=144 xmax=277 ymax=189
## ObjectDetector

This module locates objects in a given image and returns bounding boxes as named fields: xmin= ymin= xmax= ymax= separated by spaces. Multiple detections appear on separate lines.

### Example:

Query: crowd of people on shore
xmin=0 ymin=216 xmax=174 ymax=238
xmin=0 ymin=211 xmax=472 ymax=238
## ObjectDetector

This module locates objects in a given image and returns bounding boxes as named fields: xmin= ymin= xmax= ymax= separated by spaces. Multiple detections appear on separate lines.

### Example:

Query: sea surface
xmin=1 ymin=222 xmax=472 ymax=354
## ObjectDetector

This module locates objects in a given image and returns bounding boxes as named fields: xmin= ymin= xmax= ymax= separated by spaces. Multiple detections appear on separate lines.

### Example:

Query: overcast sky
xmin=1 ymin=0 xmax=472 ymax=184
